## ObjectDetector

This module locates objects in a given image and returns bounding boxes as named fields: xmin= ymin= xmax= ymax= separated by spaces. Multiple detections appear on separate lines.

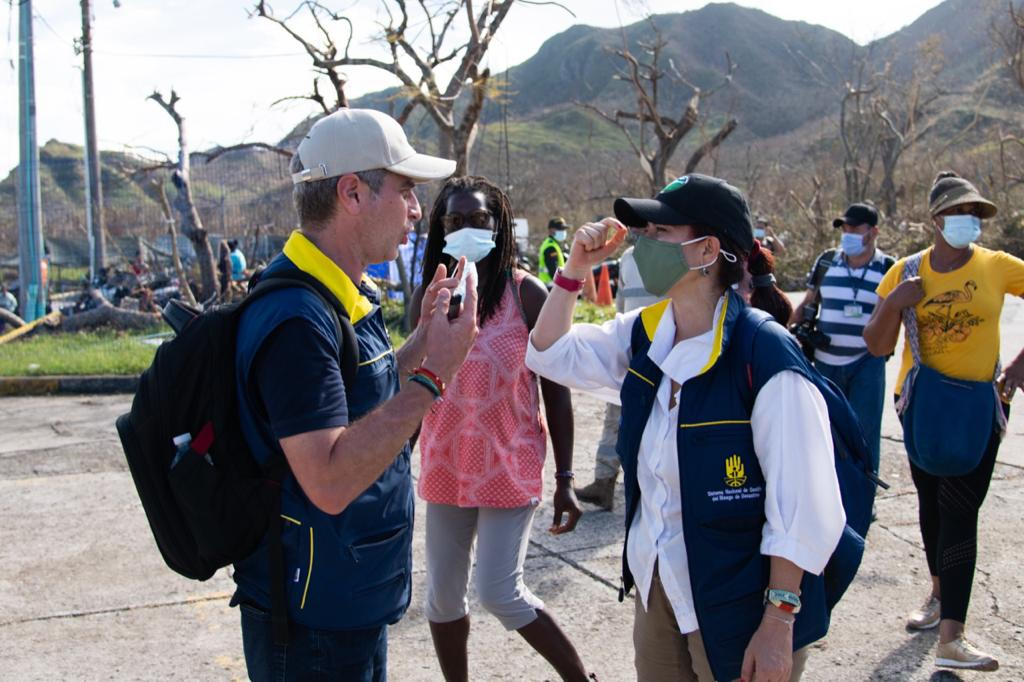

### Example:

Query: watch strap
xmin=764 ymin=588 xmax=802 ymax=614
xmin=553 ymin=269 xmax=584 ymax=293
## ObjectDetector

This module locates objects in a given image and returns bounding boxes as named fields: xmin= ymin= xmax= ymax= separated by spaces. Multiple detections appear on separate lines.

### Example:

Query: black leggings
xmin=907 ymin=404 xmax=1007 ymax=624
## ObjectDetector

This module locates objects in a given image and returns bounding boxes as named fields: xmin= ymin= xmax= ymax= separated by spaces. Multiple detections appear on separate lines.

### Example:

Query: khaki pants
xmin=633 ymin=569 xmax=808 ymax=682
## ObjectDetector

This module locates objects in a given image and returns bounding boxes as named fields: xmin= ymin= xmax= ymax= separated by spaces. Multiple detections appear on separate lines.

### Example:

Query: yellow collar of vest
xmin=639 ymin=294 xmax=729 ymax=376
xmin=282 ymin=230 xmax=374 ymax=325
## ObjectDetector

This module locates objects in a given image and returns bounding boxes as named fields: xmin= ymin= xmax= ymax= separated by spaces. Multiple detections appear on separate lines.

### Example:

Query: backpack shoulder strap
xmin=811 ymin=249 xmax=838 ymax=289
xmin=246 ymin=272 xmax=359 ymax=392
xmin=880 ymin=252 xmax=897 ymax=274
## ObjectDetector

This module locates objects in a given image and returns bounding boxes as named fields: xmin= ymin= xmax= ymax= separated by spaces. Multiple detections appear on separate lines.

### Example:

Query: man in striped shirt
xmin=791 ymin=202 xmax=895 ymax=475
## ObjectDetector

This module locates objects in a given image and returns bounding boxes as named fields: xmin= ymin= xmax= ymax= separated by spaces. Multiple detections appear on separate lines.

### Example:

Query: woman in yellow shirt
xmin=865 ymin=171 xmax=1024 ymax=672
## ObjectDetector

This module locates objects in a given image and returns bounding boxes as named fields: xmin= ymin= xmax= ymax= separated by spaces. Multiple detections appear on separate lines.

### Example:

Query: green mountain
xmin=2 ymin=0 xmax=1019 ymax=258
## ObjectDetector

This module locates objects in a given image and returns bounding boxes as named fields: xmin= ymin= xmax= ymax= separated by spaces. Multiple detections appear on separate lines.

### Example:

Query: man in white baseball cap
xmin=231 ymin=108 xmax=476 ymax=680
xmin=291 ymin=107 xmax=456 ymax=184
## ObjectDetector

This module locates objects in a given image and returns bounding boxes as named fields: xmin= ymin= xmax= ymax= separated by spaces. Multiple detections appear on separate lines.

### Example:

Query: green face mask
xmin=633 ymin=234 xmax=708 ymax=296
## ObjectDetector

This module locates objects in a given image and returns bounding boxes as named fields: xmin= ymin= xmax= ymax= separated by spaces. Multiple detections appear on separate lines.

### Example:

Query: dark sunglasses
xmin=441 ymin=210 xmax=492 ymax=231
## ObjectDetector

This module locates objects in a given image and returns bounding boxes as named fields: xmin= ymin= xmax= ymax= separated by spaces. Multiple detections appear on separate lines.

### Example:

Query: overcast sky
xmin=1 ymin=0 xmax=946 ymax=176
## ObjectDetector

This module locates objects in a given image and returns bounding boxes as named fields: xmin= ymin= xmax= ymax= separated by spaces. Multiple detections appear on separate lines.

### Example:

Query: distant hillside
xmin=2 ymin=0 xmax=1020 ymax=256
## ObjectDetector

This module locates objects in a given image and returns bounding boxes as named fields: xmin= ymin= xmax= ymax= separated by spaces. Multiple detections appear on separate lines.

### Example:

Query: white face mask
xmin=442 ymin=227 xmax=496 ymax=262
xmin=940 ymin=214 xmax=981 ymax=249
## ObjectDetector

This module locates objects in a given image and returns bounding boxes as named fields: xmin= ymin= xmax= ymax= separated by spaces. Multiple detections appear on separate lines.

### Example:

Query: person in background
xmin=792 ymin=202 xmax=894 ymax=478
xmin=217 ymin=241 xmax=233 ymax=299
xmin=537 ymin=217 xmax=569 ymax=288
xmin=228 ymin=240 xmax=248 ymax=282
xmin=865 ymin=171 xmax=1024 ymax=673
xmin=411 ymin=176 xmax=590 ymax=682
xmin=1 ymin=282 xmax=17 ymax=313
xmin=755 ymin=216 xmax=786 ymax=256
xmin=575 ymin=225 xmax=657 ymax=511
xmin=739 ymin=239 xmax=793 ymax=325
xmin=527 ymin=174 xmax=845 ymax=682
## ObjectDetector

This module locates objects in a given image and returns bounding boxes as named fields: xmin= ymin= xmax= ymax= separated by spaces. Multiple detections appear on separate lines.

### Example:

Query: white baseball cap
xmin=291 ymin=108 xmax=456 ymax=185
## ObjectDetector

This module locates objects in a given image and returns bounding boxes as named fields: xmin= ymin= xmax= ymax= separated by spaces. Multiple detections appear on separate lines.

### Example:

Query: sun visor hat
xmin=292 ymin=108 xmax=456 ymax=185
xmin=614 ymin=174 xmax=754 ymax=252
xmin=928 ymin=176 xmax=998 ymax=218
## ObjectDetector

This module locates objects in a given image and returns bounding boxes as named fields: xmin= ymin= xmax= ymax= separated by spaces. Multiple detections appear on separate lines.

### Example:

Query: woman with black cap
xmin=526 ymin=174 xmax=848 ymax=682
xmin=865 ymin=171 xmax=1024 ymax=672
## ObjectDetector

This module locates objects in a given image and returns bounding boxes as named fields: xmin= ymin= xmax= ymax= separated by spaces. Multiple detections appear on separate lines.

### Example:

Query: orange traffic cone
xmin=596 ymin=263 xmax=614 ymax=306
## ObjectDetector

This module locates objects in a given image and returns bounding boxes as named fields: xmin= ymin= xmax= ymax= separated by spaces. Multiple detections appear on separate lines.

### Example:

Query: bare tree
xmin=254 ymin=0 xmax=518 ymax=175
xmin=147 ymin=90 xmax=219 ymax=301
xmin=146 ymin=178 xmax=198 ymax=307
xmin=837 ymin=60 xmax=883 ymax=205
xmin=578 ymin=23 xmax=738 ymax=196
xmin=871 ymin=40 xmax=948 ymax=216
xmin=996 ymin=1 xmax=1024 ymax=92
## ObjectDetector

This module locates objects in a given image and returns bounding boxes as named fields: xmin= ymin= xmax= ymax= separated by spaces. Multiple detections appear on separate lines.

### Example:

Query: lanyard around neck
xmin=842 ymin=253 xmax=871 ymax=303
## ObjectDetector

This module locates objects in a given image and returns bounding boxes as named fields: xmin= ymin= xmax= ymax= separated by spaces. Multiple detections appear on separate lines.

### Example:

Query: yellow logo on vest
xmin=724 ymin=454 xmax=747 ymax=488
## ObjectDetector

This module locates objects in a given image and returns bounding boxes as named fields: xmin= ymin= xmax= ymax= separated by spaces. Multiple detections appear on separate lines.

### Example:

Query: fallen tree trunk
xmin=0 ymin=308 xmax=25 ymax=329
xmin=61 ymin=290 xmax=161 ymax=333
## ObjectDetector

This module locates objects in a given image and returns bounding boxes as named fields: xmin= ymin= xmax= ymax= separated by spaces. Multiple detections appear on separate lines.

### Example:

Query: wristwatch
xmin=764 ymin=588 xmax=801 ymax=614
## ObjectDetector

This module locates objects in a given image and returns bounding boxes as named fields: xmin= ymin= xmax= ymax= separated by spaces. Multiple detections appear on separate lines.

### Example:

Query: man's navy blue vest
xmin=617 ymin=290 xmax=876 ymax=681
xmin=233 ymin=254 xmax=414 ymax=631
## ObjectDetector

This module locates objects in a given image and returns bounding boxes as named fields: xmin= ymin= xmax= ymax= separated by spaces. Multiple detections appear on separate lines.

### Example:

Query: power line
xmin=92 ymin=49 xmax=306 ymax=60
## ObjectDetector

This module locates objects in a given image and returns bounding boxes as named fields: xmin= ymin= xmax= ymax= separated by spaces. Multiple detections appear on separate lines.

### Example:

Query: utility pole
xmin=79 ymin=0 xmax=106 ymax=279
xmin=17 ymin=0 xmax=46 ymax=322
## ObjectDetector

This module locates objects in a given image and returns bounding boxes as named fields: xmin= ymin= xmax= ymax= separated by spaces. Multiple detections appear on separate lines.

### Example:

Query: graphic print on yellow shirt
xmin=876 ymin=246 xmax=1024 ymax=393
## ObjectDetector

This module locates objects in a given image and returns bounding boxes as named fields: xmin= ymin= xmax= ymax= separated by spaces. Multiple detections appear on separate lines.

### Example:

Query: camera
xmin=789 ymin=304 xmax=831 ymax=360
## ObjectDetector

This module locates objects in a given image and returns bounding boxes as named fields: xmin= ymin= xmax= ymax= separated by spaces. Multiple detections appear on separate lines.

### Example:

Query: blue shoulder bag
xmin=896 ymin=250 xmax=1005 ymax=476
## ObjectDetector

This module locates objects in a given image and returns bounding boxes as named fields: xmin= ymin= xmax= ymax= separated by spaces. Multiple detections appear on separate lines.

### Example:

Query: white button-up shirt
xmin=526 ymin=298 xmax=845 ymax=634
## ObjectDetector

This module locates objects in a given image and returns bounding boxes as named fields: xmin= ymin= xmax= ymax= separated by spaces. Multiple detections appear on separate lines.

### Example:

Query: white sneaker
xmin=906 ymin=594 xmax=940 ymax=630
xmin=935 ymin=635 xmax=999 ymax=672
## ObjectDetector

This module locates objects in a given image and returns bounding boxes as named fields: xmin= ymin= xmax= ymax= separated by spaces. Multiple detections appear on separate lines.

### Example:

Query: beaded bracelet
xmin=554 ymin=470 xmax=575 ymax=480
xmin=408 ymin=373 xmax=442 ymax=399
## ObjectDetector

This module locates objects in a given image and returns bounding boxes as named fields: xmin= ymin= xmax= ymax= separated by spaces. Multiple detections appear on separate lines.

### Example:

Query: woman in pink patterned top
xmin=411 ymin=176 xmax=590 ymax=681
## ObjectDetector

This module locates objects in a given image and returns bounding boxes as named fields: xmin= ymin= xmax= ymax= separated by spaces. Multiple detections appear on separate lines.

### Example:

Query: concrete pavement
xmin=2 ymin=296 xmax=1024 ymax=680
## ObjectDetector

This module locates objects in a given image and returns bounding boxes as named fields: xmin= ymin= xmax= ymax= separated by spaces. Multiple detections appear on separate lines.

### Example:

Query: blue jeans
xmin=239 ymin=602 xmax=387 ymax=681
xmin=815 ymin=353 xmax=885 ymax=474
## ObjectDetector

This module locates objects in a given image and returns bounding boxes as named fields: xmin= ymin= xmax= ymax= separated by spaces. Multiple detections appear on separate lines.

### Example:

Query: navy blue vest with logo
xmin=617 ymin=290 xmax=875 ymax=681
xmin=233 ymin=254 xmax=414 ymax=630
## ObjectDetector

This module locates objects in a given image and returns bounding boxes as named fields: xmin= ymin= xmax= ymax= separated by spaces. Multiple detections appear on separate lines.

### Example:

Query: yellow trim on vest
xmin=282 ymin=230 xmax=374 ymax=325
xmin=680 ymin=419 xmax=752 ymax=429
xmin=281 ymin=514 xmax=301 ymax=526
xmin=640 ymin=299 xmax=671 ymax=342
xmin=358 ymin=348 xmax=395 ymax=367
xmin=696 ymin=294 xmax=729 ymax=376
xmin=300 ymin=527 xmax=314 ymax=610
xmin=628 ymin=367 xmax=656 ymax=387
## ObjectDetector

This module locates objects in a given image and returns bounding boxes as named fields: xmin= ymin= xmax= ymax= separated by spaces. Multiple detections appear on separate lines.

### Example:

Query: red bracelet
xmin=411 ymin=366 xmax=446 ymax=397
xmin=553 ymin=269 xmax=584 ymax=293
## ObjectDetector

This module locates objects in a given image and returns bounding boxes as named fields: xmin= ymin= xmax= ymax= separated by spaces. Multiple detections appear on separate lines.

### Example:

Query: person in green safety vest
xmin=537 ymin=217 xmax=568 ymax=287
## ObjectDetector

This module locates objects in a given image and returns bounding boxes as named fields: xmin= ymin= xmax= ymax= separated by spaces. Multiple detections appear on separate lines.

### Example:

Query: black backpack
xmin=115 ymin=269 xmax=358 ymax=641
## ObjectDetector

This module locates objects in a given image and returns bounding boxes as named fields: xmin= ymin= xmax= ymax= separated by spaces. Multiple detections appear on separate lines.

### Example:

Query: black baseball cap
xmin=832 ymin=202 xmax=879 ymax=228
xmin=548 ymin=217 xmax=568 ymax=230
xmin=613 ymin=174 xmax=754 ymax=252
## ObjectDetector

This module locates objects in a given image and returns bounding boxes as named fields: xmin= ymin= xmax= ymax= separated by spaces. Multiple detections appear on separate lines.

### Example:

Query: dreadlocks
xmin=420 ymin=175 xmax=518 ymax=325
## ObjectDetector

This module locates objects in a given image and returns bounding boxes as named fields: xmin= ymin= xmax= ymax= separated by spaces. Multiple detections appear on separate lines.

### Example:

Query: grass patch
xmin=0 ymin=299 xmax=615 ymax=378
xmin=0 ymin=325 xmax=168 ymax=376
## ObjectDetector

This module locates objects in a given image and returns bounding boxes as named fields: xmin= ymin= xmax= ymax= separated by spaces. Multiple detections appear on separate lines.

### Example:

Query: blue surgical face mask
xmin=840 ymin=232 xmax=867 ymax=257
xmin=553 ymin=230 xmax=567 ymax=242
xmin=941 ymin=214 xmax=982 ymax=249
xmin=442 ymin=227 xmax=496 ymax=263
